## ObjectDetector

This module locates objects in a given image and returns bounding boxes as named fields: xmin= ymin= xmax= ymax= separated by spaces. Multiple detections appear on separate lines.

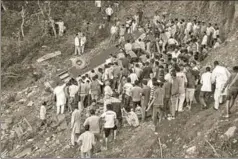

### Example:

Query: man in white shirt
xmin=153 ymin=12 xmax=160 ymax=26
xmin=129 ymin=69 xmax=138 ymax=85
xmin=138 ymin=38 xmax=145 ymax=51
xmin=95 ymin=0 xmax=101 ymax=12
xmin=185 ymin=19 xmax=193 ymax=35
xmin=53 ymin=82 xmax=67 ymax=114
xmin=40 ymin=102 xmax=47 ymax=127
xmin=80 ymin=33 xmax=87 ymax=54
xmin=206 ymin=23 xmax=215 ymax=47
xmin=105 ymin=5 xmax=113 ymax=22
xmin=84 ymin=109 xmax=101 ymax=146
xmin=124 ymin=40 xmax=132 ymax=53
xmin=110 ymin=24 xmax=118 ymax=43
xmin=55 ymin=20 xmax=65 ymax=36
xmin=201 ymin=32 xmax=208 ymax=48
xmin=211 ymin=61 xmax=231 ymax=110
xmin=74 ymin=34 xmax=81 ymax=55
xmin=199 ymin=66 xmax=212 ymax=109
xmin=77 ymin=125 xmax=95 ymax=158
xmin=171 ymin=47 xmax=181 ymax=59
xmin=100 ymin=104 xmax=117 ymax=150
xmin=168 ymin=37 xmax=179 ymax=49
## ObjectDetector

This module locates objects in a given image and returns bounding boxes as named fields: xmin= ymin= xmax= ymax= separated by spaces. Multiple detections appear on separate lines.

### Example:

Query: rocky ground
xmin=1 ymin=1 xmax=238 ymax=158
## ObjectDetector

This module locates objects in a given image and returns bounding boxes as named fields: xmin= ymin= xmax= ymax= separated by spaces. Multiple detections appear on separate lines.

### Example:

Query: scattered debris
xmin=37 ymin=51 xmax=61 ymax=63
xmin=205 ymin=139 xmax=220 ymax=157
xmin=15 ymin=147 xmax=32 ymax=158
xmin=224 ymin=126 xmax=237 ymax=139
xmin=186 ymin=146 xmax=197 ymax=156
xmin=27 ymin=101 xmax=34 ymax=107
xmin=19 ymin=99 xmax=27 ymax=104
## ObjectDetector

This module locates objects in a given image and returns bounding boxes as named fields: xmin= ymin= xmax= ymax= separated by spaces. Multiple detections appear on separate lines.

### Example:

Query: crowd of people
xmin=40 ymin=2 xmax=238 ymax=158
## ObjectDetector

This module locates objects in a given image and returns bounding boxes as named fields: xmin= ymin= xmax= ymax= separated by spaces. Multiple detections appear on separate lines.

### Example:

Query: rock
xmin=27 ymin=101 xmax=34 ymax=107
xmin=56 ymin=140 xmax=60 ymax=145
xmin=186 ymin=146 xmax=196 ymax=155
xmin=28 ymin=138 xmax=34 ymax=142
xmin=15 ymin=147 xmax=32 ymax=158
xmin=233 ymin=139 xmax=237 ymax=143
xmin=46 ymin=137 xmax=50 ymax=141
xmin=197 ymin=132 xmax=201 ymax=136
xmin=224 ymin=126 xmax=237 ymax=139
xmin=64 ymin=145 xmax=70 ymax=149
xmin=27 ymin=91 xmax=35 ymax=98
xmin=19 ymin=99 xmax=27 ymax=104
xmin=1 ymin=123 xmax=8 ymax=130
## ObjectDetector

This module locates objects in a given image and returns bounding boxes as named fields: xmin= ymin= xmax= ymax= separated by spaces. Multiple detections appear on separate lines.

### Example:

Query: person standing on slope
xmin=211 ymin=61 xmax=231 ymax=110
xmin=222 ymin=66 xmax=238 ymax=118
xmin=53 ymin=81 xmax=67 ymax=115
xmin=105 ymin=5 xmax=114 ymax=22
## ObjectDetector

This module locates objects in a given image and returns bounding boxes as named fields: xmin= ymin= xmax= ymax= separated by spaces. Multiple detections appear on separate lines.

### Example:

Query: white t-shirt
xmin=104 ymin=85 xmax=113 ymax=97
xmin=110 ymin=25 xmax=118 ymax=35
xmin=124 ymin=43 xmax=132 ymax=52
xmin=186 ymin=22 xmax=193 ymax=32
xmin=213 ymin=42 xmax=220 ymax=49
xmin=53 ymin=84 xmax=67 ymax=107
xmin=95 ymin=0 xmax=101 ymax=7
xmin=129 ymin=73 xmax=138 ymax=84
xmin=80 ymin=36 xmax=87 ymax=46
xmin=200 ymin=72 xmax=212 ymax=92
xmin=69 ymin=84 xmax=79 ymax=97
xmin=100 ymin=110 xmax=117 ymax=128
xmin=206 ymin=26 xmax=215 ymax=36
xmin=171 ymin=51 xmax=181 ymax=59
xmin=40 ymin=105 xmax=46 ymax=120
xmin=78 ymin=131 xmax=95 ymax=152
xmin=105 ymin=7 xmax=113 ymax=16
xmin=212 ymin=65 xmax=231 ymax=89
xmin=123 ymin=83 xmax=133 ymax=96
xmin=168 ymin=38 xmax=178 ymax=45
xmin=202 ymin=35 xmax=208 ymax=45
xmin=75 ymin=37 xmax=80 ymax=46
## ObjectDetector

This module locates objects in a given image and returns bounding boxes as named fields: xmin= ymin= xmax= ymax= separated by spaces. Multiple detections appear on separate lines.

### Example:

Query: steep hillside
xmin=1 ymin=1 xmax=238 ymax=158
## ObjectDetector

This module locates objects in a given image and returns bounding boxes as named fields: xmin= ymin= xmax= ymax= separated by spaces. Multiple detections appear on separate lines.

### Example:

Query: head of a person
xmin=84 ymin=124 xmax=90 ymax=131
xmin=145 ymin=61 xmax=150 ymax=66
xmin=191 ymin=61 xmax=197 ymax=67
xmin=142 ymin=79 xmax=148 ymax=86
xmin=90 ymin=108 xmax=96 ymax=116
xmin=206 ymin=66 xmax=211 ymax=72
xmin=134 ymin=80 xmax=140 ymax=86
xmin=171 ymin=69 xmax=176 ymax=77
xmin=91 ymin=99 xmax=96 ymax=106
xmin=214 ymin=61 xmax=219 ymax=67
xmin=106 ymin=104 xmax=113 ymax=111
xmin=42 ymin=101 xmax=47 ymax=106
xmin=152 ymin=77 xmax=157 ymax=85
xmin=233 ymin=66 xmax=238 ymax=73
xmin=127 ymin=77 xmax=131 ymax=83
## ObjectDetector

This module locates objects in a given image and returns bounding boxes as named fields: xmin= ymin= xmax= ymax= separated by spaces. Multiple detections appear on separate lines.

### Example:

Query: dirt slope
xmin=1 ymin=1 xmax=238 ymax=158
